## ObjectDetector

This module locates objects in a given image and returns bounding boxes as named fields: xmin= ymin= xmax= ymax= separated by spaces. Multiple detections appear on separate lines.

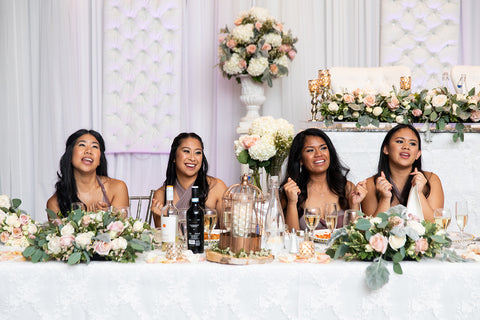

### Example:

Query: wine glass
xmin=177 ymin=210 xmax=188 ymax=249
xmin=204 ymin=208 xmax=217 ymax=240
xmin=343 ymin=209 xmax=358 ymax=226
xmin=71 ymin=202 xmax=86 ymax=212
xmin=325 ymin=203 xmax=338 ymax=233
xmin=433 ymin=208 xmax=451 ymax=232
xmin=304 ymin=207 xmax=321 ymax=239
xmin=455 ymin=201 xmax=469 ymax=240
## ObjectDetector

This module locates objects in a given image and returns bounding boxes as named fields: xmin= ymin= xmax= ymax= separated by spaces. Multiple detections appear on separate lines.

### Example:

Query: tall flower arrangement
xmin=0 ymin=195 xmax=38 ymax=248
xmin=234 ymin=116 xmax=294 ymax=189
xmin=218 ymin=7 xmax=297 ymax=87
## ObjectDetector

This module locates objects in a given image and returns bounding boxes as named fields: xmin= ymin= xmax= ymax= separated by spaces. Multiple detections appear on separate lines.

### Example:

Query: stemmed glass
xmin=177 ymin=210 xmax=188 ymax=249
xmin=433 ymin=208 xmax=451 ymax=232
xmin=325 ymin=203 xmax=338 ymax=233
xmin=343 ymin=209 xmax=358 ymax=226
xmin=455 ymin=201 xmax=469 ymax=240
xmin=204 ymin=208 xmax=217 ymax=240
xmin=304 ymin=207 xmax=321 ymax=239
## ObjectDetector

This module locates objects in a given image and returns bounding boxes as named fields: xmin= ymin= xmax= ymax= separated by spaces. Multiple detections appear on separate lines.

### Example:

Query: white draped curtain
xmin=0 ymin=0 xmax=478 ymax=221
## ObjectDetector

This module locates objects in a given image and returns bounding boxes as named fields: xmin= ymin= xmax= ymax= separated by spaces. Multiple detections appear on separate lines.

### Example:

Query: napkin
xmin=406 ymin=185 xmax=423 ymax=220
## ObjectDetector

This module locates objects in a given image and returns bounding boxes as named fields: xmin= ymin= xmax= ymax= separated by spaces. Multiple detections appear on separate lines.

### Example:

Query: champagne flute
xmin=343 ymin=209 xmax=358 ymax=226
xmin=204 ymin=208 xmax=217 ymax=240
xmin=433 ymin=208 xmax=451 ymax=231
xmin=304 ymin=207 xmax=321 ymax=239
xmin=455 ymin=201 xmax=468 ymax=240
xmin=325 ymin=203 xmax=338 ymax=233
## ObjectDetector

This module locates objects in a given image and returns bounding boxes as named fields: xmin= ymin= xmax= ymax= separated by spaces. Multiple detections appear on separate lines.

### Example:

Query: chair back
xmin=330 ymin=66 xmax=411 ymax=93
xmin=450 ymin=65 xmax=480 ymax=94
xmin=129 ymin=190 xmax=155 ymax=225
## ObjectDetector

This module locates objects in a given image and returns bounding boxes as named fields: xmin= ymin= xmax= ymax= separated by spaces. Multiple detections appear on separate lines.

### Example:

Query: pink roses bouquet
xmin=23 ymin=208 xmax=152 ymax=264
xmin=0 ymin=195 xmax=38 ymax=248
xmin=326 ymin=205 xmax=451 ymax=289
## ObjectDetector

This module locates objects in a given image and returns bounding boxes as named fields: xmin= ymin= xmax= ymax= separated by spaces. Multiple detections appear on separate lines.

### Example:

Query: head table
xmin=1 ymin=250 xmax=479 ymax=320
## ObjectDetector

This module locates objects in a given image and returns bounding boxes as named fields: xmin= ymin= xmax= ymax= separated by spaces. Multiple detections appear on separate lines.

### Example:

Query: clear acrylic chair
xmin=129 ymin=190 xmax=155 ymax=225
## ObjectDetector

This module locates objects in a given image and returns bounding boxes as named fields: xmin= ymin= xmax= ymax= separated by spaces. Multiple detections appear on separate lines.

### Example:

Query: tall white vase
xmin=236 ymin=75 xmax=266 ymax=134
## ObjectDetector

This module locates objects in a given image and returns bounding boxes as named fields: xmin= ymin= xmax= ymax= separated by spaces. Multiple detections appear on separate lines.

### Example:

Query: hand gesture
xmin=350 ymin=180 xmax=368 ymax=205
xmin=410 ymin=168 xmax=427 ymax=194
xmin=151 ymin=198 xmax=163 ymax=217
xmin=283 ymin=177 xmax=301 ymax=204
xmin=376 ymin=171 xmax=392 ymax=200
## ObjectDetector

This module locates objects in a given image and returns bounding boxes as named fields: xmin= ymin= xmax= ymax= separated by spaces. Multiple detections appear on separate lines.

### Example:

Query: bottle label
xmin=162 ymin=215 xmax=177 ymax=243
xmin=187 ymin=213 xmax=204 ymax=253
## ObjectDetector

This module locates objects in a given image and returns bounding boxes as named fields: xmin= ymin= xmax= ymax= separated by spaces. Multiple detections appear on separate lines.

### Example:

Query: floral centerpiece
xmin=0 ymin=195 xmax=38 ymax=248
xmin=234 ymin=116 xmax=294 ymax=189
xmin=326 ymin=206 xmax=452 ymax=290
xmin=218 ymin=7 xmax=297 ymax=87
xmin=22 ymin=208 xmax=152 ymax=264
xmin=319 ymin=87 xmax=480 ymax=142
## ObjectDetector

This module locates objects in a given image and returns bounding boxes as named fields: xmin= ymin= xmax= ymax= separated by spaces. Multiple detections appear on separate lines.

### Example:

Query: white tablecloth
xmin=1 ymin=254 xmax=479 ymax=320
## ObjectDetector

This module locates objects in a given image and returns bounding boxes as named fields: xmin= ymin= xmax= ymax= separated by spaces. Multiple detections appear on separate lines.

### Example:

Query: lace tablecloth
xmin=1 ymin=255 xmax=479 ymax=320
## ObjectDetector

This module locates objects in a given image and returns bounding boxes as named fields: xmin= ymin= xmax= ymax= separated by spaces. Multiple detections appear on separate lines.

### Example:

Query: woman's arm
xmin=346 ymin=180 xmax=367 ymax=210
xmin=281 ymin=178 xmax=301 ymax=231
xmin=46 ymin=193 xmax=60 ymax=216
xmin=152 ymin=187 xmax=166 ymax=228
xmin=361 ymin=175 xmax=392 ymax=216
xmin=109 ymin=179 xmax=130 ymax=209
xmin=208 ymin=177 xmax=228 ymax=229
xmin=413 ymin=171 xmax=444 ymax=222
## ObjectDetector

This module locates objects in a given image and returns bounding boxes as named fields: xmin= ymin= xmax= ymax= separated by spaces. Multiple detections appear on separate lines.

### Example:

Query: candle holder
xmin=316 ymin=69 xmax=332 ymax=121
xmin=308 ymin=79 xmax=320 ymax=121
xmin=400 ymin=76 xmax=411 ymax=90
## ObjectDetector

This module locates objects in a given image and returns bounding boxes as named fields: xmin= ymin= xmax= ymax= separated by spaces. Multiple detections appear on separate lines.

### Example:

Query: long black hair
xmin=281 ymin=128 xmax=350 ymax=217
xmin=374 ymin=124 xmax=430 ymax=205
xmin=55 ymin=129 xmax=108 ymax=215
xmin=164 ymin=132 xmax=209 ymax=207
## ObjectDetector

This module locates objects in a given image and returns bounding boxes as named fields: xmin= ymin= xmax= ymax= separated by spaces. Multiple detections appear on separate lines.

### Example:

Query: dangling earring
xmin=299 ymin=165 xmax=303 ymax=174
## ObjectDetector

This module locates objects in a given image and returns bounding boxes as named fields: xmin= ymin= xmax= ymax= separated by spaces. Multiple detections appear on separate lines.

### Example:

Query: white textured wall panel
xmin=380 ymin=0 xmax=460 ymax=90
xmin=103 ymin=0 xmax=182 ymax=153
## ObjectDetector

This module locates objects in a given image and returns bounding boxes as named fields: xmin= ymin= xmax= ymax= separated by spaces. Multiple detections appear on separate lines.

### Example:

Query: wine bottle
xmin=456 ymin=73 xmax=467 ymax=94
xmin=263 ymin=176 xmax=285 ymax=255
xmin=186 ymin=186 xmax=204 ymax=253
xmin=161 ymin=185 xmax=178 ymax=250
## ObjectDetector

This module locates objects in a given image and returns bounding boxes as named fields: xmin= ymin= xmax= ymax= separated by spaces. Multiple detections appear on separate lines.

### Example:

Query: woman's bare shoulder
xmin=46 ymin=193 xmax=60 ymax=213
xmin=207 ymin=176 xmax=228 ymax=197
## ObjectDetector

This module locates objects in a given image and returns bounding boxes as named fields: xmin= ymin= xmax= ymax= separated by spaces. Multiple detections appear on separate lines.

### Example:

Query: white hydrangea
xmin=223 ymin=53 xmax=243 ymax=75
xmin=274 ymin=55 xmax=289 ymax=69
xmin=262 ymin=33 xmax=282 ymax=47
xmin=0 ymin=194 xmax=10 ymax=209
xmin=231 ymin=24 xmax=254 ymax=43
xmin=249 ymin=116 xmax=276 ymax=136
xmin=248 ymin=136 xmax=276 ymax=161
xmin=274 ymin=118 xmax=294 ymax=140
xmin=247 ymin=57 xmax=268 ymax=76
xmin=248 ymin=7 xmax=272 ymax=23
xmin=234 ymin=139 xmax=245 ymax=156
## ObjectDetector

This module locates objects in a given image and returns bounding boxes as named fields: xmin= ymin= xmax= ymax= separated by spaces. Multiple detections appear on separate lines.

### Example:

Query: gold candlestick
xmin=308 ymin=79 xmax=320 ymax=121
xmin=400 ymin=76 xmax=411 ymax=90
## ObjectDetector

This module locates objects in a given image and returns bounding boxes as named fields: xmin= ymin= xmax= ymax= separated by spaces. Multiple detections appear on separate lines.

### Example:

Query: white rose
xmin=5 ymin=214 xmax=20 ymax=228
xmin=455 ymin=94 xmax=467 ymax=102
xmin=352 ymin=111 xmax=360 ymax=118
xmin=406 ymin=220 xmax=425 ymax=236
xmin=365 ymin=107 xmax=373 ymax=113
xmin=432 ymin=94 xmax=447 ymax=108
xmin=372 ymin=106 xmax=383 ymax=116
xmin=0 ymin=211 xmax=5 ymax=223
xmin=111 ymin=237 xmax=128 ymax=251
xmin=388 ymin=235 xmax=406 ymax=250
xmin=27 ymin=223 xmax=38 ymax=234
xmin=338 ymin=115 xmax=344 ymax=120
xmin=365 ymin=244 xmax=373 ymax=252
xmin=60 ymin=223 xmax=75 ymax=236
xmin=328 ymin=102 xmax=339 ymax=112
xmin=75 ymin=232 xmax=93 ymax=249
xmin=47 ymin=236 xmax=62 ymax=255
xmin=0 ymin=195 xmax=10 ymax=209
xmin=370 ymin=217 xmax=382 ymax=224
xmin=133 ymin=221 xmax=144 ymax=233
xmin=94 ymin=213 xmax=103 ymax=222
xmin=395 ymin=115 xmax=404 ymax=124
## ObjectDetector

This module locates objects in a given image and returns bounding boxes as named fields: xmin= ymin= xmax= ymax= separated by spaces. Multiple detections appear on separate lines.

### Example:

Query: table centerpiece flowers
xmin=0 ymin=195 xmax=38 ymax=248
xmin=218 ymin=7 xmax=298 ymax=87
xmin=234 ymin=116 xmax=294 ymax=190
xmin=22 ymin=208 xmax=152 ymax=264
xmin=326 ymin=205 xmax=452 ymax=290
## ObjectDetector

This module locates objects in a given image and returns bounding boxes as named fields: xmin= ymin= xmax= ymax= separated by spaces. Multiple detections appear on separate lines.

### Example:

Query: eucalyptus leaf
xmin=405 ymin=227 xmax=419 ymax=241
xmin=393 ymin=262 xmax=403 ymax=274
xmin=94 ymin=233 xmax=111 ymax=243
xmin=430 ymin=235 xmax=449 ymax=244
xmin=334 ymin=243 xmax=349 ymax=259
xmin=392 ymin=251 xmax=404 ymax=263
xmin=68 ymin=252 xmax=82 ymax=265
xmin=11 ymin=198 xmax=21 ymax=209
xmin=355 ymin=218 xmax=372 ymax=231
xmin=365 ymin=258 xmax=389 ymax=290
xmin=46 ymin=208 xmax=58 ymax=220
xmin=22 ymin=246 xmax=36 ymax=257
xmin=31 ymin=249 xmax=44 ymax=263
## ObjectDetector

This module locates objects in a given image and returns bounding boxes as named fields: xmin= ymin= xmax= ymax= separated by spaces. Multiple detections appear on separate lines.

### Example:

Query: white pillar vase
xmin=237 ymin=75 xmax=266 ymax=134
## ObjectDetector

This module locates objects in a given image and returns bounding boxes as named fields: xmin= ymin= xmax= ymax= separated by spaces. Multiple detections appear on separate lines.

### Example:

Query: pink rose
xmin=468 ymin=95 xmax=480 ymax=104
xmin=94 ymin=241 xmax=112 ymax=256
xmin=412 ymin=108 xmax=422 ymax=117
xmin=82 ymin=215 xmax=92 ymax=226
xmin=240 ymin=135 xmax=260 ymax=149
xmin=343 ymin=94 xmax=355 ymax=104
xmin=288 ymin=50 xmax=296 ymax=60
xmin=255 ymin=22 xmax=262 ymax=30
xmin=407 ymin=213 xmax=421 ymax=222
xmin=353 ymin=88 xmax=363 ymax=97
xmin=234 ymin=18 xmax=243 ymax=26
xmin=239 ymin=60 xmax=247 ymax=69
xmin=270 ymin=64 xmax=278 ymax=75
xmin=0 ymin=232 xmax=9 ymax=243
xmin=60 ymin=234 xmax=75 ymax=248
xmin=369 ymin=233 xmax=388 ymax=254
xmin=364 ymin=95 xmax=376 ymax=107
xmin=408 ymin=93 xmax=416 ymax=102
xmin=389 ymin=216 xmax=404 ymax=226
xmin=218 ymin=35 xmax=225 ymax=43
xmin=107 ymin=221 xmax=124 ymax=233
xmin=12 ymin=227 xmax=22 ymax=238
xmin=415 ymin=238 xmax=429 ymax=254
xmin=387 ymin=97 xmax=400 ymax=111
xmin=274 ymin=23 xmax=283 ymax=32
xmin=246 ymin=44 xmax=257 ymax=54
xmin=278 ymin=44 xmax=291 ymax=53
xmin=261 ymin=43 xmax=272 ymax=51
xmin=470 ymin=110 xmax=480 ymax=122
xmin=19 ymin=214 xmax=30 ymax=225
xmin=226 ymin=39 xmax=237 ymax=49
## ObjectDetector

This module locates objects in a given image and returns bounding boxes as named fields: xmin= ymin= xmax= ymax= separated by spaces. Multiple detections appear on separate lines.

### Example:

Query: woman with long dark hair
xmin=47 ymin=129 xmax=129 ymax=216
xmin=281 ymin=128 xmax=367 ymax=231
xmin=152 ymin=133 xmax=227 ymax=227
xmin=361 ymin=124 xmax=444 ymax=222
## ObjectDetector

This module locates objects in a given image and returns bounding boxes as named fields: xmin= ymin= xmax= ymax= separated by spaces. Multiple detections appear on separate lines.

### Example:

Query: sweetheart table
xmin=1 ymin=254 xmax=479 ymax=320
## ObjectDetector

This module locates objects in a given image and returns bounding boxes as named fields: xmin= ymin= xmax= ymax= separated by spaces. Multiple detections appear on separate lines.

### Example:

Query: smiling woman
xmin=46 ymin=129 xmax=129 ymax=216
xmin=151 ymin=133 xmax=227 ymax=228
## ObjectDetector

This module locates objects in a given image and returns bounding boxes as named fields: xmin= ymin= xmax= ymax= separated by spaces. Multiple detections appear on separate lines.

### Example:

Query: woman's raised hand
xmin=376 ymin=171 xmax=392 ymax=199
xmin=151 ymin=198 xmax=163 ymax=216
xmin=350 ymin=180 xmax=368 ymax=205
xmin=410 ymin=167 xmax=427 ymax=193
xmin=283 ymin=177 xmax=301 ymax=204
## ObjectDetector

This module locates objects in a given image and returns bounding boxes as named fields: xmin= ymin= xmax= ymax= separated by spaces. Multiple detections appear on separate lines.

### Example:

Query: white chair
xmin=129 ymin=190 xmax=155 ymax=225
xmin=329 ymin=66 xmax=411 ymax=93
xmin=450 ymin=65 xmax=480 ymax=94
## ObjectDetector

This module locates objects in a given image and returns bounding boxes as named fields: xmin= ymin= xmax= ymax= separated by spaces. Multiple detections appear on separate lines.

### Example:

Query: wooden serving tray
xmin=205 ymin=249 xmax=274 ymax=265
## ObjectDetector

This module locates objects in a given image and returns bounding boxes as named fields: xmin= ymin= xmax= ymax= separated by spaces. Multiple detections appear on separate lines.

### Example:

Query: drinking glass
xmin=177 ymin=209 xmax=187 ymax=248
xmin=204 ymin=208 xmax=217 ymax=240
xmin=433 ymin=208 xmax=451 ymax=231
xmin=325 ymin=203 xmax=338 ymax=233
xmin=343 ymin=209 xmax=358 ymax=226
xmin=71 ymin=202 xmax=86 ymax=212
xmin=455 ymin=201 xmax=469 ymax=240
xmin=304 ymin=207 xmax=321 ymax=239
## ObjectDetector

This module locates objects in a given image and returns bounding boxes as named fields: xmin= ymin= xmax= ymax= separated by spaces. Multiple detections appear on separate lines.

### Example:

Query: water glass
xmin=455 ymin=201 xmax=469 ymax=240
xmin=325 ymin=203 xmax=338 ymax=233
xmin=433 ymin=208 xmax=451 ymax=231
xmin=343 ymin=209 xmax=358 ymax=226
